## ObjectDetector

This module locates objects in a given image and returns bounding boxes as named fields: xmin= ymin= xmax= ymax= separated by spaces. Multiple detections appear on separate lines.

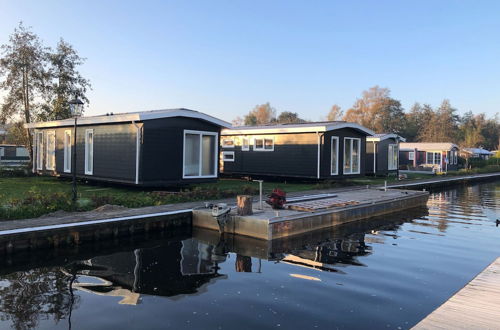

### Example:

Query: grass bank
xmin=0 ymin=172 xmax=440 ymax=220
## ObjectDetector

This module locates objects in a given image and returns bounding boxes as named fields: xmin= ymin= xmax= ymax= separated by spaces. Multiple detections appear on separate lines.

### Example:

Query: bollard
xmin=237 ymin=195 xmax=253 ymax=216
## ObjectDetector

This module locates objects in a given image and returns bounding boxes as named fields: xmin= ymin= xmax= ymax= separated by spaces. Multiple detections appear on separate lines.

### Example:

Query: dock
xmin=412 ymin=257 xmax=500 ymax=329
xmin=193 ymin=188 xmax=428 ymax=240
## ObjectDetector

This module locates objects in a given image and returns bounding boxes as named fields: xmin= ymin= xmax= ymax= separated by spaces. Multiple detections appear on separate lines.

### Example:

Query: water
xmin=0 ymin=181 xmax=499 ymax=330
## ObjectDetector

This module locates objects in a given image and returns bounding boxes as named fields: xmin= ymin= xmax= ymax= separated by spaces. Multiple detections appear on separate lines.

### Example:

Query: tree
xmin=343 ymin=86 xmax=406 ymax=134
xmin=276 ymin=111 xmax=306 ymax=124
xmin=243 ymin=103 xmax=276 ymax=126
xmin=326 ymin=104 xmax=343 ymax=121
xmin=41 ymin=39 xmax=91 ymax=120
xmin=0 ymin=22 xmax=50 ymax=159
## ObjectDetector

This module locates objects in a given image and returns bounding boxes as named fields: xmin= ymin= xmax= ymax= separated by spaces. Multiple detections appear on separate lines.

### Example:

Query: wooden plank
xmin=412 ymin=257 xmax=500 ymax=330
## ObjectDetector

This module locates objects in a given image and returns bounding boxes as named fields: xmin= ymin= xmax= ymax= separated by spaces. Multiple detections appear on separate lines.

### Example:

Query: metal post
xmin=384 ymin=180 xmax=387 ymax=192
xmin=254 ymin=180 xmax=263 ymax=209
xmin=72 ymin=117 xmax=78 ymax=202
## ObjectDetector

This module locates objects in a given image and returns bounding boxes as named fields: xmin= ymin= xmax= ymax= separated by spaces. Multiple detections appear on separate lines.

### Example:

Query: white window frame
xmin=15 ymin=147 xmax=28 ymax=157
xmin=388 ymin=144 xmax=399 ymax=170
xmin=45 ymin=130 xmax=56 ymax=170
xmin=426 ymin=151 xmax=441 ymax=165
xmin=85 ymin=129 xmax=94 ymax=175
xmin=182 ymin=130 xmax=218 ymax=179
xmin=408 ymin=151 xmax=415 ymax=161
xmin=254 ymin=137 xmax=274 ymax=152
xmin=343 ymin=137 xmax=361 ymax=175
xmin=222 ymin=151 xmax=235 ymax=162
xmin=330 ymin=136 xmax=339 ymax=175
xmin=63 ymin=130 xmax=72 ymax=173
xmin=221 ymin=138 xmax=235 ymax=148
xmin=241 ymin=137 xmax=250 ymax=151
xmin=36 ymin=131 xmax=44 ymax=170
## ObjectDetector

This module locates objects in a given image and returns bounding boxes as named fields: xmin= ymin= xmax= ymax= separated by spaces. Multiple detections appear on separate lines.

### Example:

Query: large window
xmin=85 ymin=129 xmax=94 ymax=175
xmin=36 ymin=131 xmax=43 ymax=170
xmin=426 ymin=152 xmax=441 ymax=165
xmin=221 ymin=138 xmax=234 ymax=148
xmin=344 ymin=138 xmax=361 ymax=174
xmin=388 ymin=144 xmax=399 ymax=170
xmin=45 ymin=131 xmax=56 ymax=170
xmin=408 ymin=151 xmax=415 ymax=161
xmin=183 ymin=130 xmax=218 ymax=178
xmin=330 ymin=136 xmax=339 ymax=175
xmin=254 ymin=137 xmax=274 ymax=151
xmin=64 ymin=130 xmax=72 ymax=173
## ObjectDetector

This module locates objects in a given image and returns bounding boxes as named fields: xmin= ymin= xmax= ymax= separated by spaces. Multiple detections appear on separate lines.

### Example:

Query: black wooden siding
xmin=140 ymin=117 xmax=221 ymax=185
xmin=222 ymin=128 xmax=367 ymax=179
xmin=36 ymin=123 xmax=137 ymax=183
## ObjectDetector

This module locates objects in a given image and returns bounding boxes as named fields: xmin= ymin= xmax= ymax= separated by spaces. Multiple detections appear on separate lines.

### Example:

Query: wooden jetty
xmin=192 ymin=188 xmax=429 ymax=240
xmin=412 ymin=257 xmax=500 ymax=329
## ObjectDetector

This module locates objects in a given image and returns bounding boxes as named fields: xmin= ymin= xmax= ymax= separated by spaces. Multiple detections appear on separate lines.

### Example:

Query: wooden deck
xmin=412 ymin=257 xmax=500 ymax=329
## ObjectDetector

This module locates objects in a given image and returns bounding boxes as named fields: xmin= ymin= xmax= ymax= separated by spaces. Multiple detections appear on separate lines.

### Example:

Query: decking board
xmin=412 ymin=257 xmax=500 ymax=330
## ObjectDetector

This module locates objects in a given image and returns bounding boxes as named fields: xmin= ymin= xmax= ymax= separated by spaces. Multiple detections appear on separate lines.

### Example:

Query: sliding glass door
xmin=183 ymin=130 xmax=218 ymax=179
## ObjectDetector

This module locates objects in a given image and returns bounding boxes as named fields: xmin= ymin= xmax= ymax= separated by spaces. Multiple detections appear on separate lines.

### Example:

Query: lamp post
xmin=69 ymin=98 xmax=84 ymax=202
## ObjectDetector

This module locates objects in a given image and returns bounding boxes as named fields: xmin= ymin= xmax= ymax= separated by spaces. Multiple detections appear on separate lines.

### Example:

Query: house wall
xmin=365 ymin=141 xmax=377 ymax=174
xmin=221 ymin=128 xmax=367 ymax=179
xmin=141 ymin=117 xmax=221 ymax=185
xmin=35 ymin=123 xmax=138 ymax=183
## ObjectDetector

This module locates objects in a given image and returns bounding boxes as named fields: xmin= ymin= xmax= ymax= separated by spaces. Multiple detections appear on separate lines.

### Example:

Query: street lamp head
xmin=68 ymin=98 xmax=84 ymax=117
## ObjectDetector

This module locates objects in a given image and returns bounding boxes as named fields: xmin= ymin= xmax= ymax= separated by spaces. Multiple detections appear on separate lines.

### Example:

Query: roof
xmin=24 ymin=108 xmax=231 ymax=129
xmin=462 ymin=148 xmax=494 ymax=155
xmin=399 ymin=142 xmax=459 ymax=151
xmin=222 ymin=121 xmax=375 ymax=136
xmin=366 ymin=133 xmax=406 ymax=142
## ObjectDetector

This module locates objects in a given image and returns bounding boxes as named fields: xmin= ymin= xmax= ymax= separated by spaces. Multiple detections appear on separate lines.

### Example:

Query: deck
xmin=412 ymin=257 xmax=500 ymax=329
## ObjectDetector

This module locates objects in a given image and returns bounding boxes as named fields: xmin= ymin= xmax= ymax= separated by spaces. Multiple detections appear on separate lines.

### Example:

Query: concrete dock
xmin=412 ymin=257 xmax=500 ymax=329
xmin=193 ymin=188 xmax=429 ymax=240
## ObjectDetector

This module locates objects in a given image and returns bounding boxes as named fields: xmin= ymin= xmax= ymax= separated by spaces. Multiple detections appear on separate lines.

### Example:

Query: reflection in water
xmin=0 ymin=181 xmax=498 ymax=329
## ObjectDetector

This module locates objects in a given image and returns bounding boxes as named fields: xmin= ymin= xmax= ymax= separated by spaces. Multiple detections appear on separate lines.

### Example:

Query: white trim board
xmin=223 ymin=122 xmax=375 ymax=136
xmin=24 ymin=109 xmax=230 ymax=129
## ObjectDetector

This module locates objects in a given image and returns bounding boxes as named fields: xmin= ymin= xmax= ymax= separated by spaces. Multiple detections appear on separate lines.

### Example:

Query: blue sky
xmin=1 ymin=0 xmax=500 ymax=121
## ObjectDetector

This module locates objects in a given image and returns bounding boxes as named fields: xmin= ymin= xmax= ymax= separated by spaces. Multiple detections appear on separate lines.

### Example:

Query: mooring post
xmin=384 ymin=180 xmax=387 ymax=191
xmin=237 ymin=195 xmax=253 ymax=216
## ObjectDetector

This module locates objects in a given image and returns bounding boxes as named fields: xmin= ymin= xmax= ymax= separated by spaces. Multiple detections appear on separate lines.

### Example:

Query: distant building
xmin=460 ymin=147 xmax=494 ymax=160
xmin=220 ymin=121 xmax=375 ymax=179
xmin=0 ymin=124 xmax=7 ymax=143
xmin=25 ymin=109 xmax=229 ymax=186
xmin=399 ymin=142 xmax=459 ymax=172
xmin=365 ymin=133 xmax=405 ymax=176
xmin=0 ymin=144 xmax=30 ymax=166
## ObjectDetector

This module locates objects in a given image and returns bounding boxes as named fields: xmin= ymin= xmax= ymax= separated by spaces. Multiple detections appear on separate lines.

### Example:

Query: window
xmin=254 ymin=137 xmax=274 ymax=151
xmin=183 ymin=130 xmax=218 ymax=178
xmin=222 ymin=138 xmax=234 ymax=148
xmin=63 ymin=130 xmax=72 ymax=173
xmin=408 ymin=151 xmax=415 ymax=161
xmin=426 ymin=152 xmax=441 ymax=165
xmin=0 ymin=147 xmax=4 ymax=158
xmin=36 ymin=131 xmax=43 ymax=170
xmin=242 ymin=137 xmax=250 ymax=151
xmin=85 ymin=129 xmax=94 ymax=175
xmin=45 ymin=131 xmax=56 ymax=170
xmin=15 ymin=148 xmax=29 ymax=157
xmin=453 ymin=150 xmax=458 ymax=164
xmin=331 ymin=136 xmax=339 ymax=175
xmin=388 ymin=144 xmax=399 ymax=170
xmin=344 ymin=138 xmax=361 ymax=174
xmin=222 ymin=151 xmax=235 ymax=162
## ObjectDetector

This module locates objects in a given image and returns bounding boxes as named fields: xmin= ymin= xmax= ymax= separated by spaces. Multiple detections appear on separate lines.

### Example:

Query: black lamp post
xmin=69 ymin=98 xmax=84 ymax=202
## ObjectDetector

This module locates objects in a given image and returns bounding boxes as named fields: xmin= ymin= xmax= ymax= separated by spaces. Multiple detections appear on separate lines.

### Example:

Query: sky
xmin=1 ymin=0 xmax=500 ymax=121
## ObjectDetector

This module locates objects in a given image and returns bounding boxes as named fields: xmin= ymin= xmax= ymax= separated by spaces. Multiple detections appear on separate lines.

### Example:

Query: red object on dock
xmin=266 ymin=189 xmax=286 ymax=209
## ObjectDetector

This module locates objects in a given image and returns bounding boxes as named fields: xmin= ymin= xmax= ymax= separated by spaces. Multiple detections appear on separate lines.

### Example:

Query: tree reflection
xmin=0 ymin=267 xmax=79 ymax=330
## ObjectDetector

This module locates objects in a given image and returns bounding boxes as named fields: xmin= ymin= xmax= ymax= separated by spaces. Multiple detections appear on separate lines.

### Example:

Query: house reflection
xmin=71 ymin=240 xmax=228 ymax=303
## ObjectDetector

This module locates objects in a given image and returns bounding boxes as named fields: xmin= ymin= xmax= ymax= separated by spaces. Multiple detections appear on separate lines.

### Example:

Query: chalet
xmin=25 ymin=108 xmax=230 ymax=186
xmin=460 ymin=148 xmax=494 ymax=160
xmin=0 ymin=144 xmax=30 ymax=166
xmin=399 ymin=142 xmax=459 ymax=172
xmin=0 ymin=124 xmax=6 ymax=143
xmin=365 ymin=133 xmax=405 ymax=176
xmin=220 ymin=121 xmax=374 ymax=179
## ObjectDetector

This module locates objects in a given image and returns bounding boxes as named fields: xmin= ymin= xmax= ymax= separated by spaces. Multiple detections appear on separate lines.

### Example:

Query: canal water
xmin=0 ymin=181 xmax=498 ymax=330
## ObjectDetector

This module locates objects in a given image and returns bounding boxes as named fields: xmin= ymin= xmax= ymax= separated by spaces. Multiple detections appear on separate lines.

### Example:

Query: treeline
xmin=0 ymin=22 xmax=90 ymax=153
xmin=234 ymin=86 xmax=500 ymax=150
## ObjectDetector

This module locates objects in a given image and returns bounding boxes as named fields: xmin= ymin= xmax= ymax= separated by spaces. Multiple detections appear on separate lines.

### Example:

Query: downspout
xmin=316 ymin=132 xmax=321 ymax=179
xmin=132 ymin=121 xmax=141 ymax=185
xmin=373 ymin=141 xmax=376 ymax=174
xmin=32 ymin=130 xmax=36 ymax=173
